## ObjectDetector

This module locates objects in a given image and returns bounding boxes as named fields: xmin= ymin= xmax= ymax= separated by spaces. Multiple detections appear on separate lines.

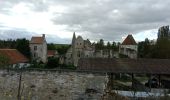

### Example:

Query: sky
xmin=0 ymin=0 xmax=170 ymax=44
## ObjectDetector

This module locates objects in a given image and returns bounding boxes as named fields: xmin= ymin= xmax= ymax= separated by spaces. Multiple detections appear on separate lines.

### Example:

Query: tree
xmin=106 ymin=42 xmax=111 ymax=49
xmin=155 ymin=38 xmax=170 ymax=58
xmin=16 ymin=38 xmax=30 ymax=58
xmin=45 ymin=57 xmax=59 ymax=69
xmin=0 ymin=38 xmax=30 ymax=58
xmin=47 ymin=43 xmax=56 ymax=50
xmin=0 ymin=54 xmax=9 ymax=68
xmin=138 ymin=38 xmax=154 ymax=58
xmin=99 ymin=39 xmax=104 ymax=48
xmin=57 ymin=45 xmax=70 ymax=55
xmin=95 ymin=39 xmax=105 ymax=50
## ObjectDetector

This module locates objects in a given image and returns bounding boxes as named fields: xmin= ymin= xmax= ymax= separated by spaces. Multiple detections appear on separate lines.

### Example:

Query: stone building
xmin=158 ymin=25 xmax=170 ymax=39
xmin=65 ymin=33 xmax=95 ymax=66
xmin=94 ymin=50 xmax=113 ymax=58
xmin=65 ymin=32 xmax=114 ymax=66
xmin=119 ymin=34 xmax=137 ymax=59
xmin=30 ymin=34 xmax=47 ymax=63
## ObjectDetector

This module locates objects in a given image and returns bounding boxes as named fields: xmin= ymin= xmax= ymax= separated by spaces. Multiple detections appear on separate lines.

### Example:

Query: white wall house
xmin=30 ymin=34 xmax=47 ymax=63
xmin=119 ymin=34 xmax=138 ymax=59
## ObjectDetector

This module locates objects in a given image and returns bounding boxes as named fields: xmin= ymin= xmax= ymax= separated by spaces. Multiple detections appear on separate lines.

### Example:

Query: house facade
xmin=29 ymin=34 xmax=47 ymax=63
xmin=119 ymin=34 xmax=138 ymax=59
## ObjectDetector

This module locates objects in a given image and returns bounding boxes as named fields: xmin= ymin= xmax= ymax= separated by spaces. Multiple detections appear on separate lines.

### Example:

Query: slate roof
xmin=78 ymin=58 xmax=170 ymax=75
xmin=0 ymin=49 xmax=29 ymax=64
xmin=122 ymin=35 xmax=137 ymax=45
xmin=30 ymin=37 xmax=44 ymax=44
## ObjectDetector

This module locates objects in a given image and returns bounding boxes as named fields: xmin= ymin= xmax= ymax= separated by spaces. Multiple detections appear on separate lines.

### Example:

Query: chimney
xmin=42 ymin=34 xmax=45 ymax=38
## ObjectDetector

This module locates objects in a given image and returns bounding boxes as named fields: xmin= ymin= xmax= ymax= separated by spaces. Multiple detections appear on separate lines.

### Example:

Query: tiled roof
xmin=30 ymin=37 xmax=44 ymax=44
xmin=122 ymin=35 xmax=137 ymax=45
xmin=78 ymin=58 xmax=170 ymax=75
xmin=0 ymin=49 xmax=29 ymax=64
xmin=47 ymin=50 xmax=57 ymax=57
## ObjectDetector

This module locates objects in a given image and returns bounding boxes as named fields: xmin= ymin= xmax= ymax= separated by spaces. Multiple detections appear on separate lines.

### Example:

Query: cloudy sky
xmin=0 ymin=0 xmax=170 ymax=43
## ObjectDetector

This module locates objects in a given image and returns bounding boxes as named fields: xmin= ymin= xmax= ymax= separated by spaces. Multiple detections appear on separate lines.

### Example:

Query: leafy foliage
xmin=47 ymin=43 xmax=70 ymax=55
xmin=56 ymin=45 xmax=70 ymax=55
xmin=0 ymin=38 xmax=30 ymax=58
xmin=95 ymin=39 xmax=119 ymax=51
xmin=16 ymin=39 xmax=30 ymax=58
xmin=45 ymin=57 xmax=59 ymax=69
xmin=60 ymin=64 xmax=76 ymax=70
xmin=0 ymin=54 xmax=9 ymax=67
xmin=155 ymin=38 xmax=170 ymax=58
xmin=29 ymin=60 xmax=45 ymax=68
xmin=138 ymin=38 xmax=170 ymax=58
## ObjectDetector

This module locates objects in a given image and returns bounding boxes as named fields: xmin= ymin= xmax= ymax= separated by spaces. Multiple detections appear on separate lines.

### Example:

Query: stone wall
xmin=0 ymin=70 xmax=107 ymax=100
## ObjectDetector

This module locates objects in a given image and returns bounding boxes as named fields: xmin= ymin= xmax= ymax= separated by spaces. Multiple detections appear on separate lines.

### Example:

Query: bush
xmin=60 ymin=64 xmax=76 ymax=70
xmin=29 ymin=60 xmax=45 ymax=68
xmin=45 ymin=57 xmax=59 ymax=69
xmin=119 ymin=54 xmax=129 ymax=58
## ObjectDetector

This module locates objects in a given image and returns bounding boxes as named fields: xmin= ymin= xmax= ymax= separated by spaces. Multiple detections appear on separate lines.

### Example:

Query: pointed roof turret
xmin=72 ymin=32 xmax=76 ymax=45
xmin=122 ymin=34 xmax=137 ymax=45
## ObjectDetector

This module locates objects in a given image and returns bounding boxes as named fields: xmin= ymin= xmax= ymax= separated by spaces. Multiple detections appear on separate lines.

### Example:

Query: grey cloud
xmin=1 ymin=0 xmax=170 ymax=43
xmin=50 ymin=0 xmax=170 ymax=41
xmin=0 ymin=26 xmax=71 ymax=44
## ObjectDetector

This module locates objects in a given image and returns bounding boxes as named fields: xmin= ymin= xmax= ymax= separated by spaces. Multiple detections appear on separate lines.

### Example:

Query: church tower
xmin=72 ymin=32 xmax=76 ymax=66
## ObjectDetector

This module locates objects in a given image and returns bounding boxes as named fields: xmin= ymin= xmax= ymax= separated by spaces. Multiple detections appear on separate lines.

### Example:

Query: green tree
xmin=106 ymin=42 xmax=111 ymax=49
xmin=155 ymin=38 xmax=170 ymax=58
xmin=16 ymin=38 xmax=30 ymax=58
xmin=45 ymin=57 xmax=59 ymax=69
xmin=57 ymin=45 xmax=70 ymax=55
xmin=47 ymin=43 xmax=56 ymax=50
xmin=0 ymin=54 xmax=9 ymax=68
xmin=112 ymin=41 xmax=119 ymax=51
xmin=95 ymin=39 xmax=105 ymax=50
xmin=138 ymin=38 xmax=154 ymax=58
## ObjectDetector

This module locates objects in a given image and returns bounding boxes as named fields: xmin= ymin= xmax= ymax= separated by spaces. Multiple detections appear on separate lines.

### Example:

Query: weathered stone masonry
xmin=0 ymin=70 xmax=107 ymax=100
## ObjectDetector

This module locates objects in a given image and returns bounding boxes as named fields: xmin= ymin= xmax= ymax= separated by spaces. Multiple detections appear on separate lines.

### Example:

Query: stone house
xmin=29 ymin=34 xmax=47 ymax=63
xmin=0 ymin=49 xmax=29 ymax=68
xmin=119 ymin=34 xmax=138 ymax=59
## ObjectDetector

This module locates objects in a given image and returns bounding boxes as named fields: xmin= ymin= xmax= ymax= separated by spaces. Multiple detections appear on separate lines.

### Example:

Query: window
xmin=34 ymin=52 xmax=36 ymax=57
xmin=34 ymin=46 xmax=37 ymax=51
xmin=77 ymin=51 xmax=81 ymax=57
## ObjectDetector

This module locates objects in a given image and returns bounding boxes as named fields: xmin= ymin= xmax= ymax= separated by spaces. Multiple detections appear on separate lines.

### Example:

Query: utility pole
xmin=17 ymin=70 xmax=22 ymax=100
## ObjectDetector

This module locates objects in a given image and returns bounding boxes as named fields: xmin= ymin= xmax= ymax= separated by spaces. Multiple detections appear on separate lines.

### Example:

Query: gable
xmin=122 ymin=35 xmax=137 ymax=45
